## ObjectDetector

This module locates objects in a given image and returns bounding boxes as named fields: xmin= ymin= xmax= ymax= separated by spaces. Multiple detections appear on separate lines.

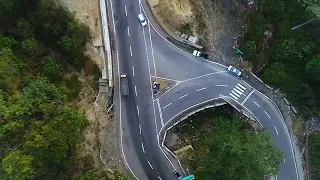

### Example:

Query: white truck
xmin=120 ymin=74 xmax=129 ymax=96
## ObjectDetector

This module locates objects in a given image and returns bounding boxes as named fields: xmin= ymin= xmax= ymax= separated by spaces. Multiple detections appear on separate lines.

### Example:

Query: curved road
xmin=108 ymin=0 xmax=301 ymax=179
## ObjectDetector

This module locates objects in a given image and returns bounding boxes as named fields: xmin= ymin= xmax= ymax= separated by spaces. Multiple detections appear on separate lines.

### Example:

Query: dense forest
xmin=0 ymin=0 xmax=96 ymax=179
xmin=241 ymin=0 xmax=320 ymax=118
xmin=174 ymin=107 xmax=283 ymax=180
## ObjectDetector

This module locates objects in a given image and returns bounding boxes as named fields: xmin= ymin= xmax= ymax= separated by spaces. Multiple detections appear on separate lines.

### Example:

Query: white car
xmin=227 ymin=65 xmax=242 ymax=77
xmin=138 ymin=14 xmax=147 ymax=26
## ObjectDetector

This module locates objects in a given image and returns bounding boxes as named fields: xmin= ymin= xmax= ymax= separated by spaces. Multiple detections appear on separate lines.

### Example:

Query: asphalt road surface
xmin=107 ymin=0 xmax=301 ymax=179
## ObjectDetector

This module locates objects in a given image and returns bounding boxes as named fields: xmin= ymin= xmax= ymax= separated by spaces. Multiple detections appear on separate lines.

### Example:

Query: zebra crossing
xmin=229 ymin=83 xmax=246 ymax=100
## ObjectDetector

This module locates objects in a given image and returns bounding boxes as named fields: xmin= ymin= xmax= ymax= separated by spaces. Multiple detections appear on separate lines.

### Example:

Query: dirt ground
xmin=152 ymin=0 xmax=246 ymax=64
xmin=56 ymin=0 xmax=124 ymax=177
xmin=57 ymin=0 xmax=103 ymax=69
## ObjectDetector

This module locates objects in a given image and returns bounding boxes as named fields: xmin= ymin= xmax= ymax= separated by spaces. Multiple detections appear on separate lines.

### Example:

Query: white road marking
xmin=148 ymin=19 xmax=157 ymax=76
xmin=264 ymin=111 xmax=270 ymax=118
xmin=274 ymin=126 xmax=279 ymax=135
xmin=136 ymin=105 xmax=140 ymax=115
xmin=233 ymin=88 xmax=243 ymax=96
xmin=196 ymin=87 xmax=207 ymax=92
xmin=148 ymin=161 xmax=154 ymax=169
xmin=141 ymin=143 xmax=145 ymax=153
xmin=284 ymin=158 xmax=286 ymax=163
xmin=134 ymin=85 xmax=137 ymax=96
xmin=253 ymin=101 xmax=260 ymax=107
xmin=179 ymin=94 xmax=188 ymax=99
xmin=241 ymin=89 xmax=255 ymax=105
xmin=129 ymin=46 xmax=132 ymax=56
xmin=216 ymin=84 xmax=227 ymax=87
xmin=157 ymin=99 xmax=164 ymax=127
xmin=229 ymin=93 xmax=238 ymax=100
xmin=180 ymin=71 xmax=227 ymax=82
xmin=158 ymin=176 xmax=162 ymax=180
xmin=124 ymin=5 xmax=127 ymax=16
xmin=237 ymin=83 xmax=246 ymax=90
xmin=127 ymin=26 xmax=130 ymax=36
xmin=163 ymin=103 xmax=172 ymax=109
xmin=275 ymin=175 xmax=278 ymax=180
xmin=132 ymin=66 xmax=135 ymax=76
xmin=139 ymin=124 xmax=141 ymax=134
xmin=231 ymin=90 xmax=241 ymax=97
xmin=235 ymin=85 xmax=245 ymax=93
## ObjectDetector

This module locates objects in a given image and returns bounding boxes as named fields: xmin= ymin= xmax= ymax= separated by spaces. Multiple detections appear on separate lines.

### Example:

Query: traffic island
xmin=151 ymin=76 xmax=177 ymax=98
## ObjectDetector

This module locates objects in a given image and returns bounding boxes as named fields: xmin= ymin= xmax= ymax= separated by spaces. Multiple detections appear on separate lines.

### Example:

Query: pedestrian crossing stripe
xmin=235 ymin=85 xmax=245 ymax=92
xmin=237 ymin=83 xmax=246 ymax=90
xmin=229 ymin=93 xmax=238 ymax=100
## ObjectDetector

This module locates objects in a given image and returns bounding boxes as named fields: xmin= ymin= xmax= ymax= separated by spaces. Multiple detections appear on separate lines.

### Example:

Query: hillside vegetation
xmin=241 ymin=0 xmax=320 ymax=118
xmin=0 ymin=0 xmax=94 ymax=179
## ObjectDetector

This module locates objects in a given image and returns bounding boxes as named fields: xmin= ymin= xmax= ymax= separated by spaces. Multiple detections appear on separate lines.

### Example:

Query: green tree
xmin=21 ymin=38 xmax=40 ymax=57
xmin=41 ymin=56 xmax=62 ymax=78
xmin=80 ymin=169 xmax=105 ymax=180
xmin=16 ymin=18 xmax=35 ymax=39
xmin=1 ymin=151 xmax=35 ymax=180
xmin=0 ymin=36 xmax=18 ymax=49
xmin=0 ymin=48 xmax=19 ymax=93
xmin=192 ymin=118 xmax=283 ymax=180
xmin=305 ymin=55 xmax=320 ymax=83
xmin=243 ymin=41 xmax=257 ymax=61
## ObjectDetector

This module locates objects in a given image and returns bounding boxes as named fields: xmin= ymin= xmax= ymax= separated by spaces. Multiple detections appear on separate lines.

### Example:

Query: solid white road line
xmin=132 ymin=66 xmax=135 ymax=76
xmin=136 ymin=105 xmax=140 ymax=115
xmin=163 ymin=103 xmax=172 ymax=109
xmin=196 ymin=87 xmax=207 ymax=92
xmin=139 ymin=124 xmax=141 ymax=134
xmin=231 ymin=90 xmax=241 ymax=97
xmin=129 ymin=46 xmax=132 ymax=56
xmin=124 ymin=5 xmax=127 ymax=16
xmin=148 ymin=19 xmax=157 ymax=76
xmin=241 ymin=89 xmax=255 ymax=105
xmin=264 ymin=111 xmax=270 ymax=118
xmin=157 ymin=99 xmax=164 ymax=127
xmin=179 ymin=94 xmax=188 ymax=99
xmin=141 ymin=143 xmax=145 ymax=153
xmin=235 ymin=85 xmax=245 ymax=92
xmin=253 ymin=101 xmax=260 ymax=107
xmin=135 ymin=85 xmax=137 ymax=96
xmin=274 ymin=126 xmax=279 ymax=135
xmin=229 ymin=93 xmax=238 ymax=100
xmin=216 ymin=84 xmax=228 ymax=87
xmin=147 ymin=161 xmax=154 ymax=169
xmin=127 ymin=26 xmax=130 ymax=36
xmin=109 ymin=0 xmax=116 ymax=35
xmin=237 ymin=83 xmax=246 ymax=90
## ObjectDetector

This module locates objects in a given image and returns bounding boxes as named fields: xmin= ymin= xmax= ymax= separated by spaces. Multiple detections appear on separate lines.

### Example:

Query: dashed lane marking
xmin=179 ymin=94 xmax=188 ymax=99
xmin=127 ymin=26 xmax=130 ymax=36
xmin=135 ymin=85 xmax=137 ymax=96
xmin=196 ymin=87 xmax=207 ymax=92
xmin=147 ymin=161 xmax=154 ymax=169
xmin=136 ymin=105 xmax=140 ymax=116
xmin=253 ymin=101 xmax=260 ymax=107
xmin=264 ymin=111 xmax=270 ymax=119
xmin=163 ymin=103 xmax=172 ymax=109
xmin=156 ymin=99 xmax=164 ymax=127
xmin=129 ymin=46 xmax=132 ymax=56
xmin=139 ymin=124 xmax=141 ymax=134
xmin=132 ymin=66 xmax=135 ymax=76
xmin=141 ymin=143 xmax=145 ymax=153
xmin=274 ymin=126 xmax=279 ymax=135
xmin=124 ymin=5 xmax=127 ymax=16
xmin=216 ymin=84 xmax=227 ymax=87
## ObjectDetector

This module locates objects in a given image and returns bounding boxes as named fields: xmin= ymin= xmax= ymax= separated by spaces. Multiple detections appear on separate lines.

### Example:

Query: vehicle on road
xmin=227 ymin=65 xmax=242 ymax=77
xmin=120 ymin=73 xmax=129 ymax=96
xmin=192 ymin=50 xmax=208 ymax=59
xmin=174 ymin=170 xmax=182 ymax=179
xmin=138 ymin=13 xmax=147 ymax=26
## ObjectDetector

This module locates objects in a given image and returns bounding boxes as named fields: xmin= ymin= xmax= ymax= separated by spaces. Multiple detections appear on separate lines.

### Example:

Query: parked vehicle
xmin=120 ymin=74 xmax=129 ymax=96
xmin=227 ymin=65 xmax=242 ymax=77
xmin=138 ymin=13 xmax=147 ymax=26
xmin=174 ymin=170 xmax=182 ymax=179
xmin=192 ymin=50 xmax=208 ymax=59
